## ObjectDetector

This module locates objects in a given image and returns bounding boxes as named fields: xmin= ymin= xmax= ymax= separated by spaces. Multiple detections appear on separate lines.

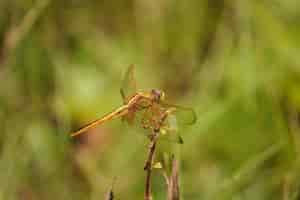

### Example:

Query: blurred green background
xmin=1 ymin=0 xmax=300 ymax=199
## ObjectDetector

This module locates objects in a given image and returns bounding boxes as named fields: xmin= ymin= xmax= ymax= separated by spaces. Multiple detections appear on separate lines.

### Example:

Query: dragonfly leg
xmin=141 ymin=106 xmax=153 ymax=130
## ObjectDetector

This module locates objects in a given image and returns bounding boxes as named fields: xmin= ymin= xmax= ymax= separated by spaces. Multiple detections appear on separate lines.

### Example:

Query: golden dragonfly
xmin=71 ymin=65 xmax=196 ymax=143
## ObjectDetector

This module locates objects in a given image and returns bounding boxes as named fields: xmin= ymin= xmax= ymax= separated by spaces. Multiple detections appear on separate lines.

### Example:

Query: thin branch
xmin=144 ymin=107 xmax=174 ymax=200
xmin=144 ymin=131 xmax=159 ymax=200
xmin=167 ymin=158 xmax=180 ymax=200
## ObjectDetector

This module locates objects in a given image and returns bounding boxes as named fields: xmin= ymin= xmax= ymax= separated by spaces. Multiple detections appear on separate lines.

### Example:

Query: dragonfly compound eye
xmin=151 ymin=89 xmax=163 ymax=102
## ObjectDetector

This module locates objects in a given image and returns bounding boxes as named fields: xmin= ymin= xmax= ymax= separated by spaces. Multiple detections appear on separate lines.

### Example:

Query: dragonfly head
xmin=151 ymin=89 xmax=165 ymax=102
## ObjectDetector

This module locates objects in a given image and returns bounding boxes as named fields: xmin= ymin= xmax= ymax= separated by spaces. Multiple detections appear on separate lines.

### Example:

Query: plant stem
xmin=167 ymin=158 xmax=180 ymax=200
xmin=144 ymin=130 xmax=159 ymax=200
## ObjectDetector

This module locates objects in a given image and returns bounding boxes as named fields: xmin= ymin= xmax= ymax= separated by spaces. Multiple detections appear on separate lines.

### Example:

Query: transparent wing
xmin=160 ymin=102 xmax=197 ymax=126
xmin=160 ymin=113 xmax=184 ymax=144
xmin=120 ymin=64 xmax=137 ymax=103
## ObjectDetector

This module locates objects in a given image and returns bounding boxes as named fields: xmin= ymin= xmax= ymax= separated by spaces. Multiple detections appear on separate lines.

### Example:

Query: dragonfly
xmin=71 ymin=65 xmax=196 ymax=143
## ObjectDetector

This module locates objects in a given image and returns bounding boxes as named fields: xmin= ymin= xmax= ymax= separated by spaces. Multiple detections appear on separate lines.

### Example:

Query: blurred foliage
xmin=1 ymin=0 xmax=300 ymax=199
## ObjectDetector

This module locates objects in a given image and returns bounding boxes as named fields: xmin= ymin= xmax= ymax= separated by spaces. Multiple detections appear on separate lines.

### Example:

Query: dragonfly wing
xmin=160 ymin=113 xmax=184 ymax=144
xmin=160 ymin=102 xmax=197 ymax=126
xmin=120 ymin=64 xmax=137 ymax=103
xmin=158 ymin=104 xmax=197 ymax=144
xmin=142 ymin=132 xmax=183 ymax=145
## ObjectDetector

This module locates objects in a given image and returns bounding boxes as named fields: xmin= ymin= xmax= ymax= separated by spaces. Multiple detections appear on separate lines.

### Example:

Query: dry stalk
xmin=144 ymin=130 xmax=159 ymax=200
xmin=167 ymin=158 xmax=180 ymax=200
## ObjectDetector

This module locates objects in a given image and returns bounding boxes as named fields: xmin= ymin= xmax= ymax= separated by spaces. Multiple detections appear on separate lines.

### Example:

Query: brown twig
xmin=143 ymin=107 xmax=174 ymax=199
xmin=167 ymin=158 xmax=180 ymax=200
xmin=144 ymin=130 xmax=159 ymax=200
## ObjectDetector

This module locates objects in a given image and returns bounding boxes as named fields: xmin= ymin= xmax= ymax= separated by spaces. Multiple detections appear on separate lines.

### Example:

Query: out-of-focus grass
xmin=0 ymin=0 xmax=300 ymax=199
